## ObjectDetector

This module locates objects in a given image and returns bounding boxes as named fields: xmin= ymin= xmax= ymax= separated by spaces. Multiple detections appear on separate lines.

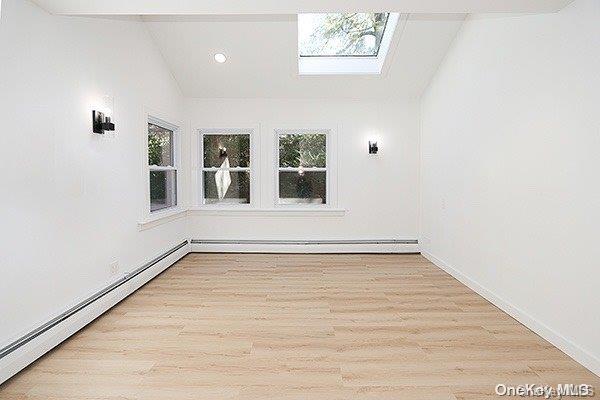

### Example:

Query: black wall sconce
xmin=368 ymin=141 xmax=378 ymax=154
xmin=92 ymin=110 xmax=115 ymax=134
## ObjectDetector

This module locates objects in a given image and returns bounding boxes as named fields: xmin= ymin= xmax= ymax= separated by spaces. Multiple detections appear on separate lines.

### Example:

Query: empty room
xmin=1 ymin=0 xmax=599 ymax=398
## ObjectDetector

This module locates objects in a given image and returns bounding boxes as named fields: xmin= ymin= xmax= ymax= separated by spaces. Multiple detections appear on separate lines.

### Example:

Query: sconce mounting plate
xmin=92 ymin=110 xmax=115 ymax=134
xmin=92 ymin=110 xmax=105 ymax=134
xmin=368 ymin=141 xmax=379 ymax=154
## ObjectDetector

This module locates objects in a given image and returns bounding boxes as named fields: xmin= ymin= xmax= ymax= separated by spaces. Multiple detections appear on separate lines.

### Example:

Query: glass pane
xmin=278 ymin=171 xmax=326 ymax=204
xmin=148 ymin=123 xmax=174 ymax=167
xmin=279 ymin=133 xmax=326 ymax=168
xmin=299 ymin=13 xmax=390 ymax=57
xmin=203 ymin=134 xmax=250 ymax=168
xmin=150 ymin=170 xmax=177 ymax=212
xmin=203 ymin=170 xmax=250 ymax=204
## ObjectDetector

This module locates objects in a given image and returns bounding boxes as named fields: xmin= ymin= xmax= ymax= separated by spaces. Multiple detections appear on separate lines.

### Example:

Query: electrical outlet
xmin=109 ymin=261 xmax=119 ymax=276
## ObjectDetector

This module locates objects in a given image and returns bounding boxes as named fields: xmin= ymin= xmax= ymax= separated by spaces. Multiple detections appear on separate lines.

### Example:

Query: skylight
xmin=297 ymin=13 xmax=401 ymax=75
xmin=299 ymin=13 xmax=390 ymax=57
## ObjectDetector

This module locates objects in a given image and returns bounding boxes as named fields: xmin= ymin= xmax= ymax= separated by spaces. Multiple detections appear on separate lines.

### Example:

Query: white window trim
xmin=298 ymin=13 xmax=403 ymax=76
xmin=274 ymin=128 xmax=337 ymax=209
xmin=196 ymin=128 xmax=259 ymax=209
xmin=140 ymin=114 xmax=184 ymax=227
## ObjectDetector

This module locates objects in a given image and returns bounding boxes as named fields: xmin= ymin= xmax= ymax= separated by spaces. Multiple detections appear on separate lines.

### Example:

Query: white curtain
xmin=215 ymin=157 xmax=231 ymax=199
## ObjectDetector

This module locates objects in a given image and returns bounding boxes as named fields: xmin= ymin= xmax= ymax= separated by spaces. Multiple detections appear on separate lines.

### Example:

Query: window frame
xmin=274 ymin=128 xmax=332 ymax=208
xmin=146 ymin=115 xmax=181 ymax=215
xmin=198 ymin=128 xmax=257 ymax=208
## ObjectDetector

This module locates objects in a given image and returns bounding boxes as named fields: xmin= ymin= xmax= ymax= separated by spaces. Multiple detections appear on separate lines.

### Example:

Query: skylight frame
xmin=297 ymin=13 xmax=402 ymax=76
xmin=298 ymin=13 xmax=391 ymax=58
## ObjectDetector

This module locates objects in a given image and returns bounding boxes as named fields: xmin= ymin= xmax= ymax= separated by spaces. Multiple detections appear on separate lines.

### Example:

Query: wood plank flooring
xmin=1 ymin=253 xmax=598 ymax=399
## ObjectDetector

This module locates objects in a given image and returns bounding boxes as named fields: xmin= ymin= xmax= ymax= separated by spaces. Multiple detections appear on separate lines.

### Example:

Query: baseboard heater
xmin=191 ymin=239 xmax=418 ymax=245
xmin=0 ymin=240 xmax=189 ymax=360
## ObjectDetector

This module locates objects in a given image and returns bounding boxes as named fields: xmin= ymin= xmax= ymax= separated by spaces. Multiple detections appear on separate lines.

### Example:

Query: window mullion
xmin=202 ymin=167 xmax=250 ymax=172
xmin=278 ymin=167 xmax=327 ymax=171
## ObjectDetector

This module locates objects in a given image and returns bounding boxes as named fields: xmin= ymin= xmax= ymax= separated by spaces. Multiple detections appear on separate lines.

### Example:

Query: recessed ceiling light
xmin=214 ymin=53 xmax=227 ymax=63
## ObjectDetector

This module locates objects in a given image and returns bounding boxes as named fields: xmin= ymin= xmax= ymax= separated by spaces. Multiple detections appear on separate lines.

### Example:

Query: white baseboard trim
xmin=421 ymin=251 xmax=600 ymax=377
xmin=190 ymin=239 xmax=419 ymax=254
xmin=0 ymin=240 xmax=190 ymax=385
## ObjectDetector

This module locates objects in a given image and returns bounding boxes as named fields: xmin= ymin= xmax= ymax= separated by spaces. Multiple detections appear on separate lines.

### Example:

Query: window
xmin=299 ymin=13 xmax=390 ymax=57
xmin=148 ymin=120 xmax=178 ymax=212
xmin=200 ymin=131 xmax=251 ymax=205
xmin=277 ymin=131 xmax=328 ymax=205
xmin=297 ymin=13 xmax=401 ymax=75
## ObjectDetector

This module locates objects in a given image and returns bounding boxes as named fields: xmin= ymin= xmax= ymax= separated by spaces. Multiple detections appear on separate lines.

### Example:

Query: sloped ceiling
xmin=29 ymin=0 xmax=574 ymax=99
xmin=143 ymin=14 xmax=465 ymax=99
xmin=32 ymin=0 xmax=575 ymax=15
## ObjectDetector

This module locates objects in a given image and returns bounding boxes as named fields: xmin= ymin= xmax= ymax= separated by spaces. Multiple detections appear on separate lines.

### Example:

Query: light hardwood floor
xmin=1 ymin=253 xmax=598 ymax=399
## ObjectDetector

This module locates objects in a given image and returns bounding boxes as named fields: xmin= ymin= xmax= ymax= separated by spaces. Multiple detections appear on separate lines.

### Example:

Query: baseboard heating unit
xmin=0 ymin=239 xmax=190 ymax=384
xmin=190 ymin=239 xmax=419 ymax=253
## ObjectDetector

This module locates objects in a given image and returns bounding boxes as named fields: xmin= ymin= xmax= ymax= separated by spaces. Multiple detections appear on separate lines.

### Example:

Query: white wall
xmin=0 ymin=0 xmax=188 ymax=348
xmin=187 ymin=98 xmax=420 ymax=241
xmin=8 ymin=0 xmax=598 ymax=383
xmin=421 ymin=0 xmax=600 ymax=374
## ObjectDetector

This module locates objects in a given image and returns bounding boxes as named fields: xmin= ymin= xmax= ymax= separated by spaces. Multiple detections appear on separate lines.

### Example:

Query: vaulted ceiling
xmin=31 ymin=0 xmax=575 ymax=15
xmin=30 ymin=0 xmax=574 ymax=99
xmin=143 ymin=14 xmax=464 ymax=99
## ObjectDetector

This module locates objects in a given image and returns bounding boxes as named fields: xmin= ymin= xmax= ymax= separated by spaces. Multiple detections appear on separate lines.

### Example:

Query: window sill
xmin=187 ymin=207 xmax=346 ymax=218
xmin=138 ymin=208 xmax=188 ymax=231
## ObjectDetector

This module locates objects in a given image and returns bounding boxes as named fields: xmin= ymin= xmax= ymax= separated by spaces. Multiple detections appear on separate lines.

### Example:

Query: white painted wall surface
xmin=187 ymin=98 xmax=420 ymax=241
xmin=0 ymin=0 xmax=188 ymax=347
xmin=420 ymin=0 xmax=600 ymax=374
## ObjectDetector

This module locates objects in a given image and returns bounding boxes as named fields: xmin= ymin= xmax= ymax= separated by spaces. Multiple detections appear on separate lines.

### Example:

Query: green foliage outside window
xmin=148 ymin=123 xmax=174 ymax=208
xmin=203 ymin=134 xmax=250 ymax=168
xmin=279 ymin=133 xmax=326 ymax=168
